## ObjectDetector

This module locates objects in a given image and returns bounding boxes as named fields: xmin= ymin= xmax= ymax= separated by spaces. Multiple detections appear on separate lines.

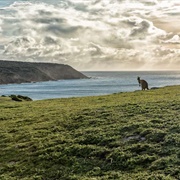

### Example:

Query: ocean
xmin=0 ymin=71 xmax=179 ymax=100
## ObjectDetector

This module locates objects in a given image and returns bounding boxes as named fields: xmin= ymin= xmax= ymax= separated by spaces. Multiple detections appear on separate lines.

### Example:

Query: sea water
xmin=0 ymin=71 xmax=179 ymax=100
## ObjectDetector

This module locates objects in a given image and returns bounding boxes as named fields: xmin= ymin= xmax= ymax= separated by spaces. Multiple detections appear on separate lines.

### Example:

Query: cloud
xmin=0 ymin=0 xmax=179 ymax=70
xmin=162 ymin=35 xmax=180 ymax=44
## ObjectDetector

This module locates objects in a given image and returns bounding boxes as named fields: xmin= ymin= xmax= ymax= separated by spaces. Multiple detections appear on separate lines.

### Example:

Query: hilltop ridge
xmin=0 ymin=60 xmax=87 ymax=84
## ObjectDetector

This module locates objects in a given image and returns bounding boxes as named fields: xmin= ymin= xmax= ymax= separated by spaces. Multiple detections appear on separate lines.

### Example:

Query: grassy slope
xmin=0 ymin=86 xmax=180 ymax=180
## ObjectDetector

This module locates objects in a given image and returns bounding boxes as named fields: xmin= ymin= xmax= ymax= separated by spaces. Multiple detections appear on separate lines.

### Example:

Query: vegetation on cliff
xmin=0 ymin=86 xmax=179 ymax=179
xmin=0 ymin=60 xmax=87 ymax=84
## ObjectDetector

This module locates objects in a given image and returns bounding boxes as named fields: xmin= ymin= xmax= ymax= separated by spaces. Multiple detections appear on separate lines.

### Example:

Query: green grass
xmin=0 ymin=86 xmax=180 ymax=180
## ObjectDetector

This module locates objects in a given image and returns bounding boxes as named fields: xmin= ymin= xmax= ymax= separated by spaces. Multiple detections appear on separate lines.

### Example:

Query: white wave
xmin=0 ymin=0 xmax=179 ymax=70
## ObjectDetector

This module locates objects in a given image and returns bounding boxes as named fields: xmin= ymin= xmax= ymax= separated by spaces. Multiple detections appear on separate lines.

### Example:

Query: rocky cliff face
xmin=0 ymin=60 xmax=87 ymax=84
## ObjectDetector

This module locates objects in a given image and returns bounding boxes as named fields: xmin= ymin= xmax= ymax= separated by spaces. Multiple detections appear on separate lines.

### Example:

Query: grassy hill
xmin=0 ymin=86 xmax=179 ymax=180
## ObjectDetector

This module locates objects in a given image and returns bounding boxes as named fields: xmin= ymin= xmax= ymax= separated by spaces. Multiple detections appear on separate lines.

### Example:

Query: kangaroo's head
xmin=137 ymin=76 xmax=141 ymax=85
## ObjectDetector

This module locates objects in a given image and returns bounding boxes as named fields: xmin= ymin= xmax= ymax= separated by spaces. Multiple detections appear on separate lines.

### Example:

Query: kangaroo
xmin=137 ymin=77 xmax=149 ymax=90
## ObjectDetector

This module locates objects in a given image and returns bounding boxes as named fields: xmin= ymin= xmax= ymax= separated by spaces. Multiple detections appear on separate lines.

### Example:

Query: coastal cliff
xmin=0 ymin=60 xmax=87 ymax=84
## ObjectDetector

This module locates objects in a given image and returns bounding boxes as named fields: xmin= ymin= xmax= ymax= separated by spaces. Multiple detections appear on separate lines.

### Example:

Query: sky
xmin=0 ymin=0 xmax=180 ymax=71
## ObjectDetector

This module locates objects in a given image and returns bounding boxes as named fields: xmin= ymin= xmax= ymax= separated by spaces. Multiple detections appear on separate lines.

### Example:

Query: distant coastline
xmin=0 ymin=60 xmax=87 ymax=85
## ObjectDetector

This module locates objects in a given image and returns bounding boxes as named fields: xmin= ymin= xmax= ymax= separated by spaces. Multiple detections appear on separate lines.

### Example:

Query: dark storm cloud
xmin=44 ymin=24 xmax=81 ymax=36
xmin=34 ymin=17 xmax=65 ymax=24
xmin=42 ymin=36 xmax=58 ymax=45
xmin=130 ymin=20 xmax=150 ymax=37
